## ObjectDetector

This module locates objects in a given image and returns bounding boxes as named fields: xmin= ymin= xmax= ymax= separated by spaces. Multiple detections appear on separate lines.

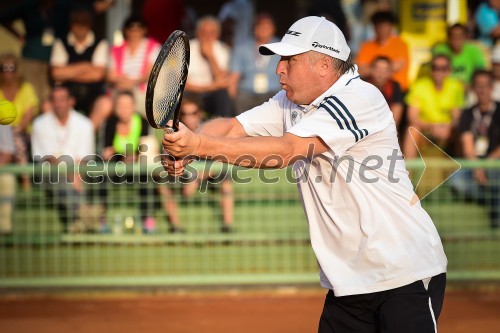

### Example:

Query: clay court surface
xmin=1 ymin=289 xmax=500 ymax=333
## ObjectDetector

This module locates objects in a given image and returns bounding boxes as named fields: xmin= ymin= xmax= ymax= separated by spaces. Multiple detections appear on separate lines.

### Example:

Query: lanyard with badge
xmin=253 ymin=48 xmax=271 ymax=94
xmin=473 ymin=106 xmax=495 ymax=157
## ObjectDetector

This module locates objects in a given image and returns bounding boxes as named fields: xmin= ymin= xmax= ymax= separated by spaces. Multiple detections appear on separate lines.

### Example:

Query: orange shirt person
xmin=356 ymin=11 xmax=409 ymax=91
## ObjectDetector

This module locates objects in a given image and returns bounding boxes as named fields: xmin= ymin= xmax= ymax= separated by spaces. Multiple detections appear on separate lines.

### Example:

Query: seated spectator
xmin=366 ymin=56 xmax=404 ymax=128
xmin=158 ymin=99 xmax=234 ymax=233
xmin=50 ymin=8 xmax=108 ymax=116
xmin=229 ymin=13 xmax=281 ymax=115
xmin=432 ymin=23 xmax=486 ymax=87
xmin=0 ymin=125 xmax=16 ymax=235
xmin=31 ymin=84 xmax=95 ymax=233
xmin=475 ymin=0 xmax=500 ymax=46
xmin=101 ymin=91 xmax=174 ymax=233
xmin=451 ymin=70 xmax=500 ymax=229
xmin=0 ymin=53 xmax=39 ymax=186
xmin=356 ymin=10 xmax=409 ymax=91
xmin=185 ymin=16 xmax=233 ymax=118
xmin=403 ymin=54 xmax=465 ymax=158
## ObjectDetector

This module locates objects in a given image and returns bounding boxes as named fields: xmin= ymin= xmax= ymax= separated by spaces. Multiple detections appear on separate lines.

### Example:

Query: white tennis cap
xmin=259 ymin=16 xmax=350 ymax=61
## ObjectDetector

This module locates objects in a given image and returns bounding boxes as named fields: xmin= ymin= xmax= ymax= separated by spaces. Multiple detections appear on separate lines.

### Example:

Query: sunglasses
xmin=431 ymin=65 xmax=449 ymax=72
xmin=1 ymin=64 xmax=16 ymax=72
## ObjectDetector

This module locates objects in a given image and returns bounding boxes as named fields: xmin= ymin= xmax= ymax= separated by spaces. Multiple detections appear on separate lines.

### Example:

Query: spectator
xmin=0 ymin=125 xmax=16 ymax=235
xmin=356 ymin=10 xmax=410 ymax=91
xmin=451 ymin=70 xmax=500 ymax=229
xmin=366 ymin=56 xmax=404 ymax=128
xmin=403 ymin=54 xmax=465 ymax=158
xmin=185 ymin=16 xmax=233 ymax=118
xmin=432 ymin=23 xmax=486 ymax=86
xmin=0 ymin=53 xmax=39 ymax=170
xmin=229 ymin=13 xmax=281 ymax=115
xmin=50 ymin=8 xmax=108 ymax=116
xmin=100 ymin=91 xmax=164 ymax=233
xmin=218 ymin=0 xmax=254 ymax=48
xmin=475 ymin=0 xmax=500 ymax=46
xmin=142 ymin=0 xmax=186 ymax=44
xmin=158 ymin=99 xmax=234 ymax=233
xmin=31 ymin=84 xmax=95 ymax=233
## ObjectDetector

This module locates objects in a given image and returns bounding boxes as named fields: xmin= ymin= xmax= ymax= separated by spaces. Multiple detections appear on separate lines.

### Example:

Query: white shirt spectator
xmin=31 ymin=110 xmax=95 ymax=161
xmin=187 ymin=39 xmax=231 ymax=86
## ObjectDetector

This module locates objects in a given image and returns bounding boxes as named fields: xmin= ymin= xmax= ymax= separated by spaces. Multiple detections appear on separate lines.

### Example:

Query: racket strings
xmin=153 ymin=37 xmax=188 ymax=127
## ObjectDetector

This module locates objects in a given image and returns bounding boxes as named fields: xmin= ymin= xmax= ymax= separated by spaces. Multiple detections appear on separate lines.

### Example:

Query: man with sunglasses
xmin=403 ymin=54 xmax=465 ymax=158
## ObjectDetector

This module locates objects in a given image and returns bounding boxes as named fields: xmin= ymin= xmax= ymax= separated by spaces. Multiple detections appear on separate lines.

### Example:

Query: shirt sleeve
xmin=236 ymin=91 xmax=285 ymax=136
xmin=391 ymin=81 xmax=403 ymax=105
xmin=92 ymin=40 xmax=109 ymax=67
xmin=50 ymin=39 xmax=68 ymax=66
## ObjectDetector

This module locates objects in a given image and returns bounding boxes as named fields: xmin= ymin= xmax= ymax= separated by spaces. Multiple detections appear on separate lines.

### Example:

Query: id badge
xmin=253 ymin=73 xmax=269 ymax=94
xmin=41 ymin=28 xmax=54 ymax=46
xmin=475 ymin=135 xmax=489 ymax=156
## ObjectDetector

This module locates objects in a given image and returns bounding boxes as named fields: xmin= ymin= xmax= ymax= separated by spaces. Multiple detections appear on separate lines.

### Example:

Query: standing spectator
xmin=229 ymin=13 xmax=281 ymax=115
xmin=142 ymin=0 xmax=186 ymax=44
xmin=0 ymin=125 xmax=16 ymax=235
xmin=185 ymin=16 xmax=232 ymax=118
xmin=451 ymin=70 xmax=500 ymax=229
xmin=158 ymin=99 xmax=234 ymax=233
xmin=356 ymin=10 xmax=410 ymax=91
xmin=50 ymin=8 xmax=108 ymax=116
xmin=403 ymin=55 xmax=465 ymax=158
xmin=218 ymin=0 xmax=254 ymax=48
xmin=475 ymin=0 xmax=500 ymax=46
xmin=0 ymin=53 xmax=39 ymax=189
xmin=31 ymin=84 xmax=95 ymax=233
xmin=432 ymin=23 xmax=486 ymax=86
xmin=366 ymin=56 xmax=404 ymax=128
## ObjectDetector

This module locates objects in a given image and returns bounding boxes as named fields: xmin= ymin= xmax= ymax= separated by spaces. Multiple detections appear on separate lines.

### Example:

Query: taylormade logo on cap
xmin=259 ymin=16 xmax=350 ymax=61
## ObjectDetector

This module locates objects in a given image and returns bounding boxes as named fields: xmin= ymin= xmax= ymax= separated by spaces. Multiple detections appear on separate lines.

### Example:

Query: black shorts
xmin=318 ymin=273 xmax=446 ymax=333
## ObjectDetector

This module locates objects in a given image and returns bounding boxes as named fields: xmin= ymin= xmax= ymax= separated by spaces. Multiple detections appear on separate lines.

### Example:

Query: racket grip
xmin=165 ymin=127 xmax=175 ymax=134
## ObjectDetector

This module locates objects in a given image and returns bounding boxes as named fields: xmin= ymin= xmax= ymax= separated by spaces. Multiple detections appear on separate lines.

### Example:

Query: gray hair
xmin=196 ymin=16 xmax=221 ymax=35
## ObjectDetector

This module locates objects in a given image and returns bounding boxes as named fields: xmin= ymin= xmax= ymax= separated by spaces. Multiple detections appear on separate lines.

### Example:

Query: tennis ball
xmin=0 ymin=100 xmax=17 ymax=125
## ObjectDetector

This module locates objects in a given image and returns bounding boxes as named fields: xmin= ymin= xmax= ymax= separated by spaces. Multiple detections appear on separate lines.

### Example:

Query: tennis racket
xmin=145 ymin=30 xmax=190 ymax=133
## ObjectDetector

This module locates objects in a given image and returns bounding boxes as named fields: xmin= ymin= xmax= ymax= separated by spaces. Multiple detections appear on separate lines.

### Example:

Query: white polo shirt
xmin=187 ymin=39 xmax=231 ymax=86
xmin=236 ymin=67 xmax=447 ymax=296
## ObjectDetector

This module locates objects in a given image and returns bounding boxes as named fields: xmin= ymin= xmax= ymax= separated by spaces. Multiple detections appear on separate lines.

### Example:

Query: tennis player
xmin=162 ymin=16 xmax=447 ymax=333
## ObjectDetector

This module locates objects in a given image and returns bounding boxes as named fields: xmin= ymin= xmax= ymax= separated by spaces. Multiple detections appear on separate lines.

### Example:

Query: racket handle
xmin=165 ymin=127 xmax=175 ymax=134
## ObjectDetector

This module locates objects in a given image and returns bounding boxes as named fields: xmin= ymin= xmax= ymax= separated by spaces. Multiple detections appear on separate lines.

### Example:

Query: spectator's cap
xmin=70 ymin=9 xmax=93 ymax=27
xmin=492 ymin=45 xmax=500 ymax=64
xmin=123 ymin=15 xmax=147 ymax=30
xmin=259 ymin=16 xmax=350 ymax=61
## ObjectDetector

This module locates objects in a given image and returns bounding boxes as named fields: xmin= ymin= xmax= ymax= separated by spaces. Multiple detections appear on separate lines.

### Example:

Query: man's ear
xmin=318 ymin=56 xmax=331 ymax=77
